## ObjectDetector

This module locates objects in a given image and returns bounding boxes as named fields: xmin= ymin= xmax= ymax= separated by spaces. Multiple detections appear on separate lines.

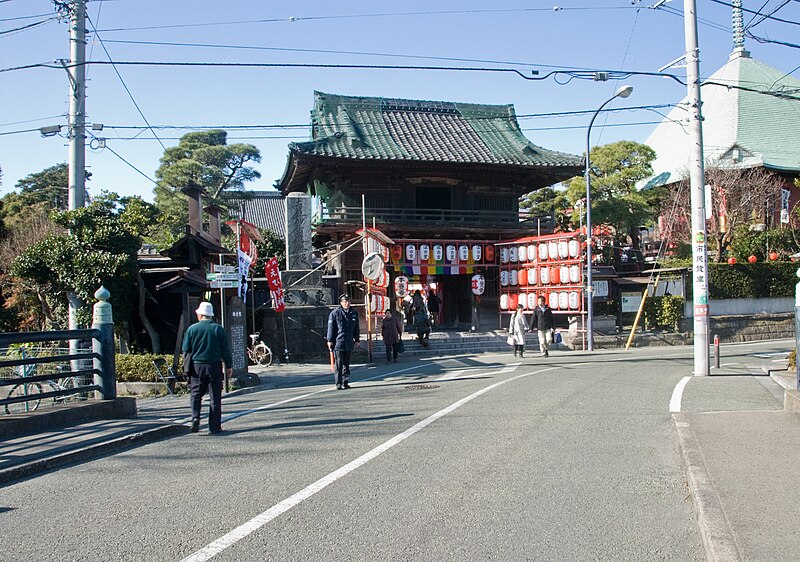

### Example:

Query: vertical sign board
xmin=226 ymin=296 xmax=248 ymax=378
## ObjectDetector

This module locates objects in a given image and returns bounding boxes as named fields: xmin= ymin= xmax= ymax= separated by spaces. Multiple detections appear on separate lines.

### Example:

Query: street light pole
xmin=585 ymin=85 xmax=633 ymax=351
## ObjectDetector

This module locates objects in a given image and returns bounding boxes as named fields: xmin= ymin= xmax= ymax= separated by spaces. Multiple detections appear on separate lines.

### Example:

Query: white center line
xmin=180 ymin=365 xmax=555 ymax=562
xmin=669 ymin=376 xmax=691 ymax=413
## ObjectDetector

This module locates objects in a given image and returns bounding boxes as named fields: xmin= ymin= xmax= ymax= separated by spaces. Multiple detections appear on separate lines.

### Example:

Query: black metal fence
xmin=0 ymin=329 xmax=114 ymax=415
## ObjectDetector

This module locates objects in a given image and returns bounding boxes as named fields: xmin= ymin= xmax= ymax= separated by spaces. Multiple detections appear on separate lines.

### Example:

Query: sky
xmin=1 ymin=1 xmax=799 ymax=203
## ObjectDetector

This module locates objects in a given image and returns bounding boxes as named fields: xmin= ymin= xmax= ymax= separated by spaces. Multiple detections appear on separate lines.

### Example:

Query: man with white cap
xmin=182 ymin=301 xmax=233 ymax=433
xmin=326 ymin=293 xmax=360 ymax=390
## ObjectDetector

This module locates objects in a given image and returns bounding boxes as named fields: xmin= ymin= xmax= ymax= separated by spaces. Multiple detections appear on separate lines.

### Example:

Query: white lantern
xmin=394 ymin=275 xmax=409 ymax=297
xmin=500 ymin=270 xmax=509 ymax=286
xmin=500 ymin=294 xmax=509 ymax=310
xmin=527 ymin=268 xmax=537 ymax=286
xmin=549 ymin=292 xmax=559 ymax=310
xmin=510 ymin=269 xmax=519 ymax=286
xmin=500 ymin=247 xmax=509 ymax=264
xmin=472 ymin=244 xmax=482 ymax=262
xmin=548 ymin=241 xmax=558 ymax=259
xmin=558 ymin=291 xmax=568 ymax=310
xmin=446 ymin=244 xmax=457 ymax=262
xmin=540 ymin=267 xmax=550 ymax=285
xmin=569 ymin=265 xmax=580 ymax=284
xmin=518 ymin=294 xmax=527 ymax=310
xmin=509 ymin=246 xmax=518 ymax=263
xmin=419 ymin=244 xmax=430 ymax=262
xmin=527 ymin=245 xmax=536 ymax=262
xmin=558 ymin=240 xmax=569 ymax=258
xmin=568 ymin=239 xmax=579 ymax=258
xmin=405 ymin=244 xmax=416 ymax=262
xmin=560 ymin=266 xmax=570 ymax=285
xmin=433 ymin=244 xmax=444 ymax=262
xmin=527 ymin=293 xmax=537 ymax=309
xmin=538 ymin=244 xmax=548 ymax=261
xmin=568 ymin=291 xmax=579 ymax=310
xmin=518 ymin=245 xmax=528 ymax=263
xmin=458 ymin=244 xmax=469 ymax=262
xmin=471 ymin=274 xmax=485 ymax=295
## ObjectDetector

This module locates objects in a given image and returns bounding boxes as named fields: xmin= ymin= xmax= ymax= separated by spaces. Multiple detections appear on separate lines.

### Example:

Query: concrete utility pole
xmin=684 ymin=0 xmax=710 ymax=376
xmin=67 ymin=0 xmax=87 ymax=333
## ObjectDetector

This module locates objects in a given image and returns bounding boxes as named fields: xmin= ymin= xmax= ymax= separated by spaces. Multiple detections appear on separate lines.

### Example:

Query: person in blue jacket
xmin=327 ymin=293 xmax=360 ymax=390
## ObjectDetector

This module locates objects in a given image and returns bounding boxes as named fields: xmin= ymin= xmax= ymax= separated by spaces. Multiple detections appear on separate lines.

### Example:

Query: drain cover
xmin=404 ymin=384 xmax=439 ymax=390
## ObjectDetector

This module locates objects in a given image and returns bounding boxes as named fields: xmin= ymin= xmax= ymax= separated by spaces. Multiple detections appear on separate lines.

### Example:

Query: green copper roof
xmin=643 ymin=50 xmax=800 ymax=188
xmin=289 ymin=91 xmax=582 ymax=168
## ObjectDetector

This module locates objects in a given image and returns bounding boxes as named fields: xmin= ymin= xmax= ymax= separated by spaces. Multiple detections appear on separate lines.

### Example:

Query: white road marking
xmin=180 ymin=364 xmax=556 ymax=562
xmin=435 ymin=364 xmax=519 ymax=381
xmin=669 ymin=376 xmax=691 ymax=413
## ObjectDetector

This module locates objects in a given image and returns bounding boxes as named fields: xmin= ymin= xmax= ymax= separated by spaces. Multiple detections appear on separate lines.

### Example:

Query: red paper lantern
xmin=747 ymin=255 xmax=757 ymax=263
xmin=391 ymin=245 xmax=403 ymax=263
xmin=769 ymin=252 xmax=779 ymax=261
xmin=484 ymin=244 xmax=495 ymax=263
xmin=727 ymin=257 xmax=737 ymax=264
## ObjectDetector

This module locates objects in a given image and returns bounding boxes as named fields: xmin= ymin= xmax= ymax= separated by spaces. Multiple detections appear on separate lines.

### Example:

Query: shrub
xmin=708 ymin=262 xmax=798 ymax=299
xmin=115 ymin=353 xmax=181 ymax=382
xmin=642 ymin=295 xmax=685 ymax=331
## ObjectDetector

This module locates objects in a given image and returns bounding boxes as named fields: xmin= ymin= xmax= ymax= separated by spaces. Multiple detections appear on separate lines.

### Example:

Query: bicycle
xmin=4 ymin=362 xmax=83 ymax=415
xmin=247 ymin=334 xmax=273 ymax=366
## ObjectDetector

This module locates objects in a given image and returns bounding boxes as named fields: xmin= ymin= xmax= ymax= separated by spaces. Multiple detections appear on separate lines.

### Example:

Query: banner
xmin=265 ymin=256 xmax=284 ymax=312
xmin=237 ymin=249 xmax=252 ymax=301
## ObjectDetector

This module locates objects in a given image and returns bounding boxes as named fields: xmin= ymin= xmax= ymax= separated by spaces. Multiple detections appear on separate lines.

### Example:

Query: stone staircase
xmin=363 ymin=330 xmax=543 ymax=359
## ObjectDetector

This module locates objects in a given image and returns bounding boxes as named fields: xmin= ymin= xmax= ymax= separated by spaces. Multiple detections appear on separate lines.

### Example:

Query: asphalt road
xmin=1 ymin=340 xmax=790 ymax=561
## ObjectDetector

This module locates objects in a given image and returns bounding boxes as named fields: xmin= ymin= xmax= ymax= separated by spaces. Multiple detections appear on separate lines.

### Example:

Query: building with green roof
xmin=276 ymin=91 xmax=582 ymax=329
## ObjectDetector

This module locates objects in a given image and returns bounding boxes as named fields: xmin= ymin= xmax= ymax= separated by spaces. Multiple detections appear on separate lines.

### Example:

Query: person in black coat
xmin=327 ymin=293 xmax=360 ymax=389
xmin=531 ymin=295 xmax=555 ymax=357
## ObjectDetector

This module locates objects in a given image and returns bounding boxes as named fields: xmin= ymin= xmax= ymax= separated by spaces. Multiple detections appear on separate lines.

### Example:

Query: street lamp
xmin=585 ymin=85 xmax=633 ymax=351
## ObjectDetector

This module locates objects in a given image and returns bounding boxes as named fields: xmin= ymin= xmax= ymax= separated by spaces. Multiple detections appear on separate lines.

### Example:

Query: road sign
xmin=213 ymin=265 xmax=237 ymax=273
xmin=209 ymin=280 xmax=240 ymax=289
xmin=206 ymin=273 xmax=240 ymax=281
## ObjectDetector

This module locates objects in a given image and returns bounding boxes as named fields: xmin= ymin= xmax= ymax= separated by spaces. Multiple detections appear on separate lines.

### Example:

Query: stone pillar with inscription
xmin=226 ymin=295 xmax=260 ymax=387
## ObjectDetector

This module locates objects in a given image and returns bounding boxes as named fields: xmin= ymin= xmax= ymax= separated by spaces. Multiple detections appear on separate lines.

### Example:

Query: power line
xmin=94 ymin=5 xmax=643 ymax=33
xmin=0 ymin=16 xmax=57 ymax=36
xmin=85 ymin=15 xmax=167 ymax=151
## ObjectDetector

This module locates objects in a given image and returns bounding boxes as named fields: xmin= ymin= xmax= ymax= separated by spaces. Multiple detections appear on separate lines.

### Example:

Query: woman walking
xmin=509 ymin=303 xmax=530 ymax=358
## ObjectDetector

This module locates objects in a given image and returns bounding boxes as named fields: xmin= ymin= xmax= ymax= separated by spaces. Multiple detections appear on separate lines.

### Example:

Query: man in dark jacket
xmin=327 ymin=293 xmax=360 ymax=389
xmin=531 ymin=295 xmax=555 ymax=357
xmin=182 ymin=302 xmax=233 ymax=434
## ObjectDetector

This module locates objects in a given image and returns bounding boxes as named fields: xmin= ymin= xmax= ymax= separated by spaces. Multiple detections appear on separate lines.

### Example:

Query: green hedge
xmin=708 ymin=262 xmax=798 ymax=299
xmin=643 ymin=296 xmax=685 ymax=331
xmin=115 ymin=353 xmax=182 ymax=382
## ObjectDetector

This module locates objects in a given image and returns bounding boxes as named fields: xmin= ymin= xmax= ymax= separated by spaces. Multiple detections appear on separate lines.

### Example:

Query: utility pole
xmin=684 ymin=0 xmax=710 ymax=376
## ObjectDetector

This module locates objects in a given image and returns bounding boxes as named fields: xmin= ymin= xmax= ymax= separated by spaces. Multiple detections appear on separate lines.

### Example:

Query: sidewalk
xmin=675 ymin=370 xmax=800 ymax=562
xmin=0 ymin=361 xmax=335 ymax=485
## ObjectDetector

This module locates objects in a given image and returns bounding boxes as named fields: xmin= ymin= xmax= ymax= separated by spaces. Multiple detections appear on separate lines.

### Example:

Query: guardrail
xmin=0 ymin=287 xmax=117 ymax=414
xmin=315 ymin=206 xmax=554 ymax=229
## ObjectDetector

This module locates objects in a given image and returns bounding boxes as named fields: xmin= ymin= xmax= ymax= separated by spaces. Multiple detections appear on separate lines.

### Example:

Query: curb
xmin=672 ymin=413 xmax=741 ymax=562
xmin=0 ymin=423 xmax=187 ymax=487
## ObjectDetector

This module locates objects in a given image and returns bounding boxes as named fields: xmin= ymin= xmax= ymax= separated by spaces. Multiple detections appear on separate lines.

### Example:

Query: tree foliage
xmin=519 ymin=186 xmax=571 ymax=232
xmin=564 ymin=141 xmax=659 ymax=244
xmin=10 ymin=193 xmax=159 ymax=328
xmin=659 ymin=165 xmax=785 ymax=261
xmin=151 ymin=130 xmax=261 ymax=248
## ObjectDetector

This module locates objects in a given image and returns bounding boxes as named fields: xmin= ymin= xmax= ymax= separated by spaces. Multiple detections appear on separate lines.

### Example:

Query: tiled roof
xmin=289 ymin=91 xmax=582 ymax=168
xmin=223 ymin=190 xmax=285 ymax=238
xmin=642 ymin=49 xmax=800 ymax=188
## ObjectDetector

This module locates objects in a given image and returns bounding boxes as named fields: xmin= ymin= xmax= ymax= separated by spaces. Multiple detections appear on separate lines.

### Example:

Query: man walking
xmin=182 ymin=302 xmax=233 ymax=434
xmin=327 ymin=293 xmax=360 ymax=390
xmin=531 ymin=295 xmax=555 ymax=357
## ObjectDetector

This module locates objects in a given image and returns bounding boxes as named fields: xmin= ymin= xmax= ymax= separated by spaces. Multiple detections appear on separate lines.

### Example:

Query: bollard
xmin=795 ymin=269 xmax=800 ymax=390
xmin=713 ymin=334 xmax=720 ymax=369
xmin=92 ymin=286 xmax=116 ymax=400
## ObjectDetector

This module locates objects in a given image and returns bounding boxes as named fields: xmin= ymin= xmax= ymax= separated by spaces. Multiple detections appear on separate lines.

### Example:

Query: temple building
xmin=277 ymin=91 xmax=582 ymax=330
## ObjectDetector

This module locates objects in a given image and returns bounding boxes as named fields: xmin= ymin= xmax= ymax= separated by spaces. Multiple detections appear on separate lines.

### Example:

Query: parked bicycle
xmin=247 ymin=334 xmax=272 ymax=366
xmin=3 ymin=349 xmax=84 ymax=414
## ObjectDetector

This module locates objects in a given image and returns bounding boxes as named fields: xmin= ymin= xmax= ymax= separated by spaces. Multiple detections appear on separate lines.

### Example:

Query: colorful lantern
xmin=508 ymin=293 xmax=518 ymax=310
xmin=394 ymin=275 xmax=409 ymax=297
xmin=471 ymin=274 xmax=485 ymax=295
xmin=484 ymin=244 xmax=495 ymax=262
xmin=433 ymin=244 xmax=444 ymax=262
xmin=519 ymin=268 xmax=528 ymax=286
xmin=391 ymin=245 xmax=403 ymax=263
xmin=551 ymin=266 xmax=560 ymax=284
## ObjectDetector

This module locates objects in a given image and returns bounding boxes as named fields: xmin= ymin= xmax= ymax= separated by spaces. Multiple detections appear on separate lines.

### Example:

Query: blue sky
xmin=1 ymin=1 xmax=798 ymax=202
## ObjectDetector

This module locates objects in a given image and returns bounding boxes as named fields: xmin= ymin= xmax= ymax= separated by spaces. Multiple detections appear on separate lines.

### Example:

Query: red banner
xmin=265 ymin=257 xmax=282 ymax=291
